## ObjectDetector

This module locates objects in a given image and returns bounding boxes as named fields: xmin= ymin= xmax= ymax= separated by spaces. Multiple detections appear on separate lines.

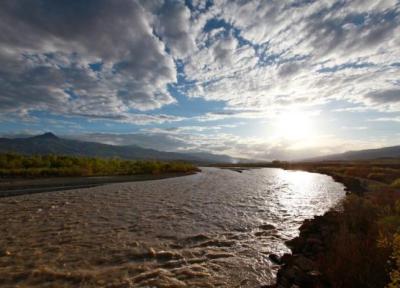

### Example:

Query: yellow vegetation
xmin=0 ymin=153 xmax=199 ymax=177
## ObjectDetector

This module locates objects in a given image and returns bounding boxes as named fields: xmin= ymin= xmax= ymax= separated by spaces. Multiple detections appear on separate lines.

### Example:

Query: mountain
xmin=306 ymin=145 xmax=400 ymax=162
xmin=0 ymin=133 xmax=234 ymax=163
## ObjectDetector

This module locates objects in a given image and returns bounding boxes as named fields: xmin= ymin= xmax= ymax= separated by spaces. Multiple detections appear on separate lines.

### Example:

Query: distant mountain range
xmin=1 ymin=133 xmax=399 ymax=163
xmin=305 ymin=145 xmax=400 ymax=162
xmin=0 ymin=133 xmax=235 ymax=163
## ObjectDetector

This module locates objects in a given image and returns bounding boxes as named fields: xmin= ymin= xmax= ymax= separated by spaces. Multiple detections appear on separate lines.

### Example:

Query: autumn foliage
xmin=0 ymin=153 xmax=199 ymax=177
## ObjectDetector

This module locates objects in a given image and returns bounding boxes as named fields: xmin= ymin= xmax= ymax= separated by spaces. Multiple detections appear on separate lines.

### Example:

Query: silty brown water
xmin=0 ymin=167 xmax=345 ymax=287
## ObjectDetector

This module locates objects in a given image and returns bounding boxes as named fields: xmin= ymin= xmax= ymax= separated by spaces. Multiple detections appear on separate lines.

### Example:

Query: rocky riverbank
xmin=267 ymin=172 xmax=369 ymax=288
xmin=268 ymin=210 xmax=341 ymax=287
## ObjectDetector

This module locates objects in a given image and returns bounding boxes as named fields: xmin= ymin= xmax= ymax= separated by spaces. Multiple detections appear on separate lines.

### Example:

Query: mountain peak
xmin=33 ymin=132 xmax=59 ymax=140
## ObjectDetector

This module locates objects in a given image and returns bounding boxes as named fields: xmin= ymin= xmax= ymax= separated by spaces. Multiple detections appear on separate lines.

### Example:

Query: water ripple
xmin=0 ymin=167 xmax=345 ymax=287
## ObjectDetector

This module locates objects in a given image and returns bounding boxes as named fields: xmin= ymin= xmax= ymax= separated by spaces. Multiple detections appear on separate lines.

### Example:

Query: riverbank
xmin=0 ymin=153 xmax=200 ymax=197
xmin=269 ymin=161 xmax=400 ymax=288
xmin=0 ymin=172 xmax=197 ymax=197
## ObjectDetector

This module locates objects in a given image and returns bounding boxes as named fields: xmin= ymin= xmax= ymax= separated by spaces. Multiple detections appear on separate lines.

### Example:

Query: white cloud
xmin=369 ymin=116 xmax=400 ymax=122
xmin=182 ymin=0 xmax=400 ymax=114
xmin=0 ymin=0 xmax=177 ymax=120
xmin=156 ymin=1 xmax=197 ymax=58
xmin=0 ymin=0 xmax=399 ymax=159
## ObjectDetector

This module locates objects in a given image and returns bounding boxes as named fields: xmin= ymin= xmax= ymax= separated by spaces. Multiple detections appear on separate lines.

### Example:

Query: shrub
xmin=0 ymin=153 xmax=199 ymax=178
xmin=319 ymin=195 xmax=393 ymax=287
xmin=391 ymin=178 xmax=400 ymax=189
xmin=387 ymin=233 xmax=400 ymax=288
xmin=368 ymin=172 xmax=387 ymax=182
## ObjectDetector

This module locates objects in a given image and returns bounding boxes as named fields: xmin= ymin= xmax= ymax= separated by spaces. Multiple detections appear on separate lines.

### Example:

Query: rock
xmin=280 ymin=253 xmax=292 ymax=264
xmin=277 ymin=265 xmax=301 ymax=284
xmin=292 ymin=255 xmax=315 ymax=272
xmin=274 ymin=208 xmax=343 ymax=287
xmin=303 ymin=237 xmax=323 ymax=255
xmin=286 ymin=237 xmax=305 ymax=253
xmin=269 ymin=254 xmax=282 ymax=265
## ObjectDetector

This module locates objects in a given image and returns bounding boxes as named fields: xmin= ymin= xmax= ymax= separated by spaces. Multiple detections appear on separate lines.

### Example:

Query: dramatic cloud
xmin=0 ymin=0 xmax=177 ymax=120
xmin=0 ymin=0 xmax=399 ymax=158
xmin=156 ymin=1 xmax=196 ymax=58
xmin=184 ymin=0 xmax=400 ymax=113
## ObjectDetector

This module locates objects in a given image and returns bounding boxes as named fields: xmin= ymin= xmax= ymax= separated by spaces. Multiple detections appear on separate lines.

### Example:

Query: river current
xmin=0 ymin=167 xmax=345 ymax=287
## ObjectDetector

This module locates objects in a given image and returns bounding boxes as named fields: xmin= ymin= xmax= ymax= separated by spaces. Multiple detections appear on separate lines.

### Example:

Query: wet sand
xmin=0 ymin=168 xmax=345 ymax=287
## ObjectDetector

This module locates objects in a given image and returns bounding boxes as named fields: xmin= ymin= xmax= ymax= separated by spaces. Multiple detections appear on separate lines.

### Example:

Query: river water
xmin=0 ymin=168 xmax=345 ymax=287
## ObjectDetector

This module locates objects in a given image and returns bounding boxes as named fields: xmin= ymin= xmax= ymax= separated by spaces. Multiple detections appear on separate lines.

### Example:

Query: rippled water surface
xmin=0 ymin=168 xmax=345 ymax=287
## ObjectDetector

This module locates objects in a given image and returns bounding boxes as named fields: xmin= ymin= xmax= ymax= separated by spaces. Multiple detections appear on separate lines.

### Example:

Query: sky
xmin=0 ymin=0 xmax=399 ymax=160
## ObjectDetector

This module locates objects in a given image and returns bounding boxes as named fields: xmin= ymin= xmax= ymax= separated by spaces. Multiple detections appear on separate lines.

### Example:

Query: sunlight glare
xmin=274 ymin=110 xmax=315 ymax=140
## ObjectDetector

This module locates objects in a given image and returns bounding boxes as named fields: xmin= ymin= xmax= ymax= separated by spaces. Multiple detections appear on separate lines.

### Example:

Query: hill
xmin=306 ymin=145 xmax=400 ymax=162
xmin=0 ymin=133 xmax=234 ymax=163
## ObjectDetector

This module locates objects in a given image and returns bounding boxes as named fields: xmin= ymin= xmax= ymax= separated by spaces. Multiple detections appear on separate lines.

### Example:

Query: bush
xmin=368 ymin=172 xmax=388 ymax=182
xmin=392 ymin=178 xmax=400 ymax=188
xmin=0 ymin=153 xmax=199 ymax=178
xmin=318 ymin=194 xmax=400 ymax=287
xmin=388 ymin=233 xmax=400 ymax=288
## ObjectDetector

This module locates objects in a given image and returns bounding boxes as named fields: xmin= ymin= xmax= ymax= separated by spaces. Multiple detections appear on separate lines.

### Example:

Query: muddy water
xmin=0 ymin=168 xmax=345 ymax=287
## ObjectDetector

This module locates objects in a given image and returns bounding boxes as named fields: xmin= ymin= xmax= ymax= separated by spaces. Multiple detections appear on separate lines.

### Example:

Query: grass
xmin=392 ymin=178 xmax=400 ymax=188
xmin=289 ymin=161 xmax=400 ymax=287
xmin=318 ymin=192 xmax=398 ymax=287
xmin=0 ymin=153 xmax=199 ymax=178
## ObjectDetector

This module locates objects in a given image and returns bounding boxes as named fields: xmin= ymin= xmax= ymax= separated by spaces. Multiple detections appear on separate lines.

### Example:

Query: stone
xmin=292 ymin=255 xmax=315 ymax=272
xmin=269 ymin=254 xmax=282 ymax=265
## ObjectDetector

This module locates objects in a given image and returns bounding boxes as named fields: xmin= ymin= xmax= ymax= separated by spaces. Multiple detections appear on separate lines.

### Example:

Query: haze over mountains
xmin=0 ymin=133 xmax=234 ymax=164
xmin=306 ymin=145 xmax=400 ymax=162
xmin=0 ymin=133 xmax=399 ymax=163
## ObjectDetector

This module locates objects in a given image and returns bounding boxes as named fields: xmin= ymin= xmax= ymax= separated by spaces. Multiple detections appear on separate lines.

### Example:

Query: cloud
xmin=0 ymin=0 xmax=177 ymax=121
xmin=341 ymin=126 xmax=368 ymax=130
xmin=0 ymin=0 xmax=399 ymax=160
xmin=278 ymin=62 xmax=304 ymax=78
xmin=365 ymin=89 xmax=400 ymax=104
xmin=182 ymin=0 xmax=400 ymax=113
xmin=369 ymin=116 xmax=400 ymax=122
xmin=68 ymin=129 xmax=398 ymax=161
xmin=1 ymin=0 xmax=399 ymax=122
xmin=156 ymin=1 xmax=196 ymax=58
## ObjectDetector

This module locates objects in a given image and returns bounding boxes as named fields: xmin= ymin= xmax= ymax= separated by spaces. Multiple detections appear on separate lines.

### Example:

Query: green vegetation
xmin=0 ymin=153 xmax=199 ymax=178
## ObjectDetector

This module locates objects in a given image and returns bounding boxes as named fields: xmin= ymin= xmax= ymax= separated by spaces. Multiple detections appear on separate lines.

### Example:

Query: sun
xmin=274 ymin=110 xmax=315 ymax=140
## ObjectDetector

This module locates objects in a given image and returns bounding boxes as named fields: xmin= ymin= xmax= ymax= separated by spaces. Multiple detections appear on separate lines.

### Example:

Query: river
xmin=0 ymin=167 xmax=345 ymax=287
